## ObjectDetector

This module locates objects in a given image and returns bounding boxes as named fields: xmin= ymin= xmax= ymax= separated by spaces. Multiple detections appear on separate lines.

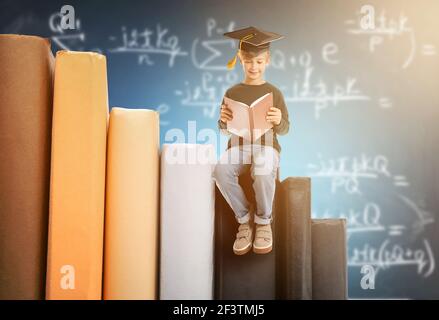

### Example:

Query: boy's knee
xmin=251 ymin=168 xmax=277 ymax=179
xmin=251 ymin=162 xmax=277 ymax=178
xmin=251 ymin=149 xmax=279 ymax=177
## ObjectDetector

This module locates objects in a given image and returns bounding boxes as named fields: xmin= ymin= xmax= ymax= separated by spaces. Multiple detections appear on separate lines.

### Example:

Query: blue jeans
xmin=213 ymin=144 xmax=280 ymax=225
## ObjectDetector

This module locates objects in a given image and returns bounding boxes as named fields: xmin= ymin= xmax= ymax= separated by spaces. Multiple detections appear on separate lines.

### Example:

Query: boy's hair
xmin=238 ymin=49 xmax=270 ymax=60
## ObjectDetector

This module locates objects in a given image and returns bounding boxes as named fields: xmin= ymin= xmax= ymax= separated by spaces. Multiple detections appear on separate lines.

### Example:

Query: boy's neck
xmin=242 ymin=77 xmax=266 ymax=85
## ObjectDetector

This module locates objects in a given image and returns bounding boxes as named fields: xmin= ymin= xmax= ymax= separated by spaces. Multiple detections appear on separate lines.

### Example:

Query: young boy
xmin=213 ymin=26 xmax=290 ymax=255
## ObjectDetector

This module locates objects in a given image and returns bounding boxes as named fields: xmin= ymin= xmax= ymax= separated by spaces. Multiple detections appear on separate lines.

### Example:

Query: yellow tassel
xmin=226 ymin=33 xmax=254 ymax=70
xmin=227 ymin=55 xmax=237 ymax=69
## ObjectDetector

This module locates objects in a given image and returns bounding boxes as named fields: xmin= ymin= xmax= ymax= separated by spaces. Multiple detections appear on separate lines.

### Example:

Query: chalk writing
xmin=345 ymin=8 xmax=436 ymax=68
xmin=308 ymin=153 xmax=408 ymax=194
xmin=109 ymin=25 xmax=188 ymax=67
xmin=349 ymin=239 xmax=435 ymax=278
xmin=275 ymin=47 xmax=370 ymax=119
xmin=175 ymin=71 xmax=238 ymax=118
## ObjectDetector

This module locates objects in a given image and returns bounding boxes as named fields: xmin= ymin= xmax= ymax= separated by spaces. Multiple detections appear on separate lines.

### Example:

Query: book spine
xmin=214 ymin=172 xmax=277 ymax=299
xmin=277 ymin=177 xmax=312 ymax=300
xmin=46 ymin=51 xmax=108 ymax=300
xmin=103 ymin=108 xmax=159 ymax=300
xmin=0 ymin=34 xmax=54 ymax=300
xmin=160 ymin=144 xmax=215 ymax=299
xmin=311 ymin=219 xmax=348 ymax=300
xmin=249 ymin=108 xmax=254 ymax=142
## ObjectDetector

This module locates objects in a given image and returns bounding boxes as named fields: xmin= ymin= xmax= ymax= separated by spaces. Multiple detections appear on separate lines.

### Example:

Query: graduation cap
xmin=224 ymin=26 xmax=284 ymax=69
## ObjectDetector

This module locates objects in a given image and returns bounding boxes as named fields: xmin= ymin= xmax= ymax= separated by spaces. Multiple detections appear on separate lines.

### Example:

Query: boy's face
xmin=239 ymin=50 xmax=270 ymax=82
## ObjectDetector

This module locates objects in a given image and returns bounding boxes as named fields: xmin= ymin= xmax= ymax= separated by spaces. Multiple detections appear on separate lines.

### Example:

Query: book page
xmin=249 ymin=92 xmax=274 ymax=142
xmin=224 ymin=96 xmax=252 ymax=141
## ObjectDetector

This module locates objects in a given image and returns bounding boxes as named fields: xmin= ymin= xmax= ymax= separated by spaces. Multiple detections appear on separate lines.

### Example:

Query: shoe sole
xmin=253 ymin=244 xmax=272 ymax=254
xmin=233 ymin=242 xmax=252 ymax=255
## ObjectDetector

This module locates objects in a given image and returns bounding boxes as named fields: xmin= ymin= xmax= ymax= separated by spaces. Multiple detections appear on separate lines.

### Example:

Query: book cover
xmin=46 ymin=51 xmax=108 ymax=300
xmin=0 ymin=34 xmax=54 ymax=300
xmin=224 ymin=92 xmax=274 ymax=142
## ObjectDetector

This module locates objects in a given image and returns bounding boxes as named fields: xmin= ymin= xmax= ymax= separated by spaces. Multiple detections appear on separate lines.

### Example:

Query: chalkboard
xmin=1 ymin=0 xmax=438 ymax=299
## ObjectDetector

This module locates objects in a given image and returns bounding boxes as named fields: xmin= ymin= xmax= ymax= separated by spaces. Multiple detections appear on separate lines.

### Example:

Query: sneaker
xmin=233 ymin=222 xmax=253 ymax=255
xmin=253 ymin=223 xmax=272 ymax=254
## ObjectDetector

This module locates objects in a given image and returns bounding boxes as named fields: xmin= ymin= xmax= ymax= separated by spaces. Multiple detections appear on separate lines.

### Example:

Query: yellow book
xmin=103 ymin=107 xmax=159 ymax=300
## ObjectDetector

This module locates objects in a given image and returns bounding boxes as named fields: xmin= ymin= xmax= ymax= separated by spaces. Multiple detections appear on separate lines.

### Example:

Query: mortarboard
xmin=223 ymin=26 xmax=284 ymax=69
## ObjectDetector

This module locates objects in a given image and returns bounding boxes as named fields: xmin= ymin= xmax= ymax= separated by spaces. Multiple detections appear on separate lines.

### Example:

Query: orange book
xmin=224 ymin=92 xmax=273 ymax=142
xmin=46 ymin=51 xmax=108 ymax=300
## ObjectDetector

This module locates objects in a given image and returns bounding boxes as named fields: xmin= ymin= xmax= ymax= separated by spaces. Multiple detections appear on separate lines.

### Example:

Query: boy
xmin=213 ymin=26 xmax=290 ymax=255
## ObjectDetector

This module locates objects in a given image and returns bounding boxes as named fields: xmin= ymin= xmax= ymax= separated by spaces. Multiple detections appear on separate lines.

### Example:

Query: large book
xmin=224 ymin=92 xmax=273 ymax=142
xmin=103 ymin=107 xmax=159 ymax=300
xmin=0 ymin=35 xmax=54 ymax=300
xmin=160 ymin=144 xmax=215 ymax=299
xmin=214 ymin=171 xmax=280 ymax=299
xmin=312 ymin=219 xmax=348 ymax=300
xmin=276 ymin=177 xmax=312 ymax=299
xmin=45 ymin=51 xmax=108 ymax=300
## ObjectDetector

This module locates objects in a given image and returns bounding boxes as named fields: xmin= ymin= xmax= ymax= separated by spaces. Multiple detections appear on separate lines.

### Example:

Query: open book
xmin=224 ymin=92 xmax=274 ymax=142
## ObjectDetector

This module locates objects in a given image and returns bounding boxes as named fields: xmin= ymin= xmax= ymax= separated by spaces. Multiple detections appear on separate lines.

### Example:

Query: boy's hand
xmin=266 ymin=107 xmax=282 ymax=126
xmin=220 ymin=104 xmax=233 ymax=123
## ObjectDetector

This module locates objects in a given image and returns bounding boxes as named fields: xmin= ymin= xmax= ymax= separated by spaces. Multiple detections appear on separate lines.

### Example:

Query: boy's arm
xmin=273 ymin=91 xmax=290 ymax=135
